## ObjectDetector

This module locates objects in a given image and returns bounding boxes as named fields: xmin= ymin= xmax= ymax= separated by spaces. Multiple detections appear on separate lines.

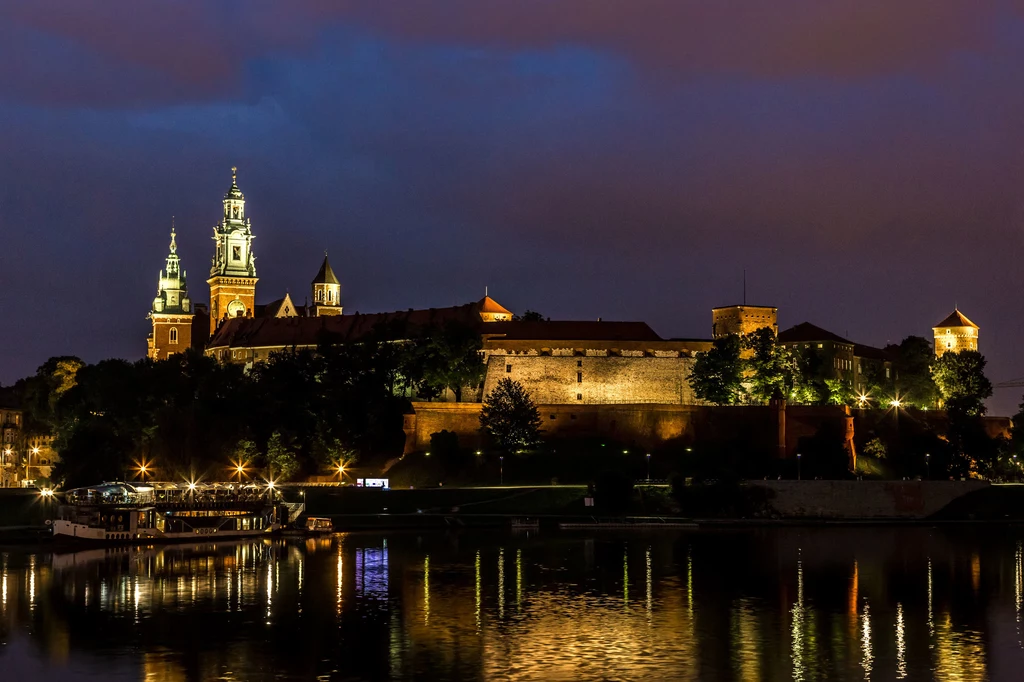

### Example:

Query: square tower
xmin=711 ymin=305 xmax=777 ymax=339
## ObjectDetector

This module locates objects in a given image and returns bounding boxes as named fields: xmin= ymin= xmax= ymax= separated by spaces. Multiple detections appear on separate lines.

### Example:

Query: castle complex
xmin=148 ymin=170 xmax=981 ymax=424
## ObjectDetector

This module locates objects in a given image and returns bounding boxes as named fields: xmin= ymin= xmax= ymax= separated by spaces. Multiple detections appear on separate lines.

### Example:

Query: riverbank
xmin=4 ymin=480 xmax=1024 ymax=545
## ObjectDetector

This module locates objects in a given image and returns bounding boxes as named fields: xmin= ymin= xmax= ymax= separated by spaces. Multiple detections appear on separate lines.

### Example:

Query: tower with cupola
xmin=147 ymin=225 xmax=194 ymax=360
xmin=207 ymin=167 xmax=258 ymax=334
xmin=311 ymin=254 xmax=342 ymax=316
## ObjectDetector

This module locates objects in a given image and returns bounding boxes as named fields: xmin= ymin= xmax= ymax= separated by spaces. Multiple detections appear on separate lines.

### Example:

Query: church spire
xmin=148 ymin=221 xmax=195 ymax=361
xmin=153 ymin=222 xmax=190 ymax=315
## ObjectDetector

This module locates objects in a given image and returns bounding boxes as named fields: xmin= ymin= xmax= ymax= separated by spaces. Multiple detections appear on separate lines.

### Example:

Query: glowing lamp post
xmin=646 ymin=453 xmax=651 ymax=482
xmin=797 ymin=452 xmax=802 ymax=481
xmin=28 ymin=446 xmax=40 ymax=484
xmin=925 ymin=452 xmax=931 ymax=480
xmin=499 ymin=456 xmax=504 ymax=486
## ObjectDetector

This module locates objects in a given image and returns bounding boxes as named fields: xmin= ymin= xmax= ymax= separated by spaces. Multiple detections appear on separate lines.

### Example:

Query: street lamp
xmin=925 ymin=452 xmax=931 ymax=480
xmin=646 ymin=453 xmax=651 ymax=482
xmin=797 ymin=452 xmax=802 ymax=481
xmin=499 ymin=456 xmax=504 ymax=486
xmin=29 ymin=446 xmax=39 ymax=484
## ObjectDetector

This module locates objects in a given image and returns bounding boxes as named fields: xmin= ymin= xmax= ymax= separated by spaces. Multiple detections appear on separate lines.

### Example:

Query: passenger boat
xmin=54 ymin=481 xmax=290 ymax=543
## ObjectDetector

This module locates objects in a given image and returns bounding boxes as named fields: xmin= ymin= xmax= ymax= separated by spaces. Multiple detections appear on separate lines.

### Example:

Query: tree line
xmin=688 ymin=328 xmax=990 ymax=412
xmin=4 ymin=321 xmax=486 ymax=488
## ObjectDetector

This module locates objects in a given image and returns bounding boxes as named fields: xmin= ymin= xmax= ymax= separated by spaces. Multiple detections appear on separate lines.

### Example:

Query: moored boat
xmin=54 ymin=481 xmax=287 ymax=543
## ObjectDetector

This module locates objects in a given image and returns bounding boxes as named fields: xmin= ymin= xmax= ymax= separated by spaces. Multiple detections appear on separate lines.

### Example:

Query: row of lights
xmin=856 ymin=394 xmax=903 ymax=409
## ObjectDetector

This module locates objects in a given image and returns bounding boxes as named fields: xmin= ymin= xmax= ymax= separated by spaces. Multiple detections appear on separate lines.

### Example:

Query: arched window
xmin=327 ymin=290 xmax=332 ymax=302
xmin=169 ymin=327 xmax=178 ymax=344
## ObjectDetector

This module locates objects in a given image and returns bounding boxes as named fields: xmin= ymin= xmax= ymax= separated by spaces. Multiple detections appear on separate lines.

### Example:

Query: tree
xmin=689 ymin=334 xmax=743 ymax=405
xmin=414 ymin=321 xmax=485 ymax=402
xmin=791 ymin=346 xmax=828 ymax=404
xmin=743 ymin=327 xmax=796 ymax=403
xmin=887 ymin=336 xmax=939 ymax=408
xmin=513 ymin=310 xmax=545 ymax=322
xmin=479 ymin=379 xmax=542 ymax=453
xmin=265 ymin=431 xmax=300 ymax=481
xmin=931 ymin=350 xmax=993 ymax=416
xmin=825 ymin=378 xmax=854 ymax=406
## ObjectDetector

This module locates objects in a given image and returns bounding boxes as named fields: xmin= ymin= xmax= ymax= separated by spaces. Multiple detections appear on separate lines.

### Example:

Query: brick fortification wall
xmin=482 ymin=353 xmax=697 ymax=405
xmin=750 ymin=480 xmax=988 ymax=519
xmin=405 ymin=402 xmax=811 ymax=454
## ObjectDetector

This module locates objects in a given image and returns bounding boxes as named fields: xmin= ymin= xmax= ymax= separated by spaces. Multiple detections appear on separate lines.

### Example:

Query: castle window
xmin=506 ymin=364 xmax=512 ymax=373
xmin=946 ymin=329 xmax=951 ymax=335
xmin=233 ymin=245 xmax=241 ymax=261
xmin=576 ymin=393 xmax=582 ymax=401
xmin=577 ymin=372 xmax=582 ymax=383
xmin=169 ymin=327 xmax=178 ymax=344
xmin=886 ymin=368 xmax=891 ymax=379
xmin=577 ymin=360 xmax=583 ymax=367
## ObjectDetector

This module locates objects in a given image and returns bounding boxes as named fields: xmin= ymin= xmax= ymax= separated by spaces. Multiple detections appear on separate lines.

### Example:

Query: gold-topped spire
xmin=169 ymin=216 xmax=177 ymax=253
xmin=231 ymin=166 xmax=237 ymax=182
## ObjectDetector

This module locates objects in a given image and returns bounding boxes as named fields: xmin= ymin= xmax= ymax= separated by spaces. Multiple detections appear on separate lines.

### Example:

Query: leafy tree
xmin=414 ymin=321 xmax=484 ymax=402
xmin=265 ymin=431 xmax=300 ymax=481
xmin=688 ymin=334 xmax=743 ymax=405
xmin=791 ymin=346 xmax=828 ymax=405
xmin=887 ymin=336 xmax=939 ymax=408
xmin=743 ymin=327 xmax=796 ymax=403
xmin=479 ymin=379 xmax=542 ymax=453
xmin=863 ymin=437 xmax=887 ymax=460
xmin=513 ymin=310 xmax=545 ymax=322
xmin=931 ymin=350 xmax=993 ymax=416
xmin=825 ymin=378 xmax=854 ymax=406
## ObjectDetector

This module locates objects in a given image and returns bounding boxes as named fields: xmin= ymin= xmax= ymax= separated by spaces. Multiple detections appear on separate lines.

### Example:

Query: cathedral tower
xmin=311 ymin=254 xmax=342 ymax=316
xmin=207 ymin=167 xmax=258 ymax=334
xmin=148 ymin=225 xmax=194 ymax=360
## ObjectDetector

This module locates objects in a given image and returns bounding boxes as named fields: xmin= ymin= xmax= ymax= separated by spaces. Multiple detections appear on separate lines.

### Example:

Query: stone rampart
xmin=482 ymin=354 xmax=696 ymax=405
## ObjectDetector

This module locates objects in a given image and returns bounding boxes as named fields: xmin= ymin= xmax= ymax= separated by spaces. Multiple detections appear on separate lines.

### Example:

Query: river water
xmin=1 ymin=526 xmax=1022 ymax=681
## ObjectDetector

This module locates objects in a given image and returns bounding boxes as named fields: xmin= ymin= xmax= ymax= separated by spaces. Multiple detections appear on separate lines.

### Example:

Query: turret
xmin=311 ymin=254 xmax=342 ymax=316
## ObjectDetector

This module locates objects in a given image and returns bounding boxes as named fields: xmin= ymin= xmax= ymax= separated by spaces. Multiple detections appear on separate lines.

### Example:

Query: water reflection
xmin=0 ymin=528 xmax=1021 ymax=680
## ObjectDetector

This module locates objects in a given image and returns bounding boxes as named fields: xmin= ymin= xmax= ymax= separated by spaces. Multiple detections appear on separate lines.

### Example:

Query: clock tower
xmin=207 ymin=167 xmax=258 ymax=334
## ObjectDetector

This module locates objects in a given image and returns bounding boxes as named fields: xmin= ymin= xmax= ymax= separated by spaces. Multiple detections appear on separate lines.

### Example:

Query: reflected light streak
xmin=971 ymin=552 xmax=981 ymax=593
xmin=28 ymin=556 xmax=36 ymax=611
xmin=645 ymin=547 xmax=652 ymax=619
xmin=1016 ymin=542 xmax=1022 ymax=648
xmin=927 ymin=557 xmax=934 ymax=640
xmin=623 ymin=549 xmax=629 ymax=606
xmin=497 ymin=548 xmax=505 ymax=620
xmin=342 ymin=544 xmax=350 ymax=614
xmin=424 ymin=554 xmax=431 ymax=625
xmin=475 ymin=550 xmax=481 ymax=632
xmin=896 ymin=602 xmax=906 ymax=679
xmin=687 ymin=546 xmax=693 ymax=616
xmin=516 ymin=548 xmax=522 ymax=610
xmin=265 ymin=559 xmax=272 ymax=622
xmin=791 ymin=550 xmax=805 ymax=682
xmin=1 ymin=570 xmax=6 ymax=610
xmin=861 ymin=601 xmax=873 ymax=679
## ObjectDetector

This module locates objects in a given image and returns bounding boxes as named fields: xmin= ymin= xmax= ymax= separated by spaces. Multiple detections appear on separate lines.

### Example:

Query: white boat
xmin=54 ymin=481 xmax=285 ymax=543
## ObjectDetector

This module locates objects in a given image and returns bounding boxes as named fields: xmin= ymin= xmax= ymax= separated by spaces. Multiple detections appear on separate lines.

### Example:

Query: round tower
xmin=932 ymin=308 xmax=979 ymax=357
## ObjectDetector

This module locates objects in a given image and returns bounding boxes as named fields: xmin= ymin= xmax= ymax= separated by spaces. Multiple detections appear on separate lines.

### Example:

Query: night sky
xmin=3 ymin=2 xmax=1024 ymax=414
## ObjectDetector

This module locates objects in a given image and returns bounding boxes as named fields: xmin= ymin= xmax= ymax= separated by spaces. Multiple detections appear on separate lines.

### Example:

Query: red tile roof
xmin=934 ymin=309 xmax=978 ymax=329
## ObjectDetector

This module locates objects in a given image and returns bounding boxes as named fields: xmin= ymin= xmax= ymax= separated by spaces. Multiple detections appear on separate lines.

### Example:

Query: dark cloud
xmin=3 ymin=1 xmax=1024 ymax=414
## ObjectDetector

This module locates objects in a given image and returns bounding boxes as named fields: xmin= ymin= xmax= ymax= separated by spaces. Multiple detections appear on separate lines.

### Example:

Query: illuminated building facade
xmin=932 ymin=308 xmax=979 ymax=357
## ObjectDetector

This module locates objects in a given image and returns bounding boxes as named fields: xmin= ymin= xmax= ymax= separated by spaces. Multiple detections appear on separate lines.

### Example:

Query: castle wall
xmin=482 ymin=353 xmax=697 ymax=405
xmin=149 ymin=315 xmax=194 ymax=361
